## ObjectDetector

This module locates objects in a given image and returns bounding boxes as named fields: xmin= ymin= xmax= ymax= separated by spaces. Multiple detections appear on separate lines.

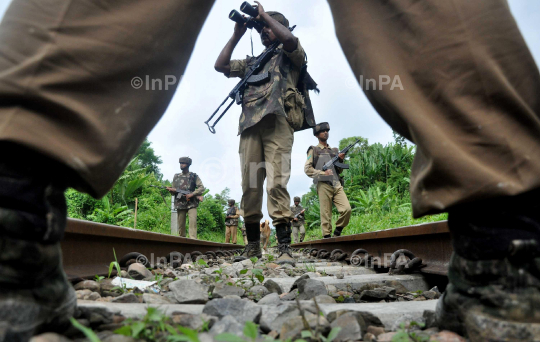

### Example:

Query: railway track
xmin=54 ymin=219 xmax=460 ymax=341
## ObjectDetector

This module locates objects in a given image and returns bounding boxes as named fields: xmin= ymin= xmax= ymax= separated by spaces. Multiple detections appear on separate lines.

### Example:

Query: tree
xmin=136 ymin=139 xmax=163 ymax=179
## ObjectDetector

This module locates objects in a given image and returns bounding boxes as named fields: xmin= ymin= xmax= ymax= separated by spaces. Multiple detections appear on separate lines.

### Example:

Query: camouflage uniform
xmin=305 ymin=123 xmax=351 ymax=237
xmin=290 ymin=197 xmax=305 ymax=243
xmin=225 ymin=202 xmax=240 ymax=244
xmin=172 ymin=158 xmax=204 ymax=239
xmin=227 ymin=16 xmax=314 ymax=231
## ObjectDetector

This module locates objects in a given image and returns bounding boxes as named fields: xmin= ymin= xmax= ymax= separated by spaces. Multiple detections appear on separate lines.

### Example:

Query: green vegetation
xmin=301 ymin=133 xmax=447 ymax=241
xmin=65 ymin=139 xmax=244 ymax=242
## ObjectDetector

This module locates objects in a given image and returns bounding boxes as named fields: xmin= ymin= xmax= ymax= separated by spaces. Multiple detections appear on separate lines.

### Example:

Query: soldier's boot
xmin=0 ymin=149 xmax=77 ymax=342
xmin=234 ymin=223 xmax=262 ymax=262
xmin=323 ymin=235 xmax=331 ymax=239
xmin=299 ymin=233 xmax=305 ymax=243
xmin=436 ymin=201 xmax=540 ymax=342
xmin=333 ymin=226 xmax=344 ymax=237
xmin=275 ymin=223 xmax=295 ymax=266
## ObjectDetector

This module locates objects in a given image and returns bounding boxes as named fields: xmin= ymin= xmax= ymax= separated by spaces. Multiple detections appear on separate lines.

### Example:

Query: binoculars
xmin=229 ymin=1 xmax=265 ymax=32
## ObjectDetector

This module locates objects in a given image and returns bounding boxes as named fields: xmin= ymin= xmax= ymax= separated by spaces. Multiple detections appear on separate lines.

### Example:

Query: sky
xmin=0 ymin=1 xmax=539 ymax=225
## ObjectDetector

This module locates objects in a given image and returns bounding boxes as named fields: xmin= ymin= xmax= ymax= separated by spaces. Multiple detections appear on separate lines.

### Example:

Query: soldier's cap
xmin=313 ymin=122 xmax=330 ymax=136
xmin=179 ymin=157 xmax=192 ymax=165
xmin=228 ymin=199 xmax=235 ymax=205
xmin=294 ymin=196 xmax=301 ymax=202
xmin=264 ymin=11 xmax=289 ymax=29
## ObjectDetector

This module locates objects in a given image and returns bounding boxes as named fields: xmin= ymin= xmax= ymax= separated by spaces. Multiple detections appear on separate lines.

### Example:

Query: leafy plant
xmin=215 ymin=321 xmax=259 ymax=342
xmin=108 ymin=248 xmax=122 ymax=279
xmin=391 ymin=322 xmax=429 ymax=342
xmin=197 ymin=258 xmax=209 ymax=267
xmin=304 ymin=264 xmax=316 ymax=273
xmin=250 ymin=257 xmax=259 ymax=264
xmin=267 ymin=255 xmax=274 ymax=262
xmin=70 ymin=317 xmax=101 ymax=342
xmin=94 ymin=275 xmax=105 ymax=283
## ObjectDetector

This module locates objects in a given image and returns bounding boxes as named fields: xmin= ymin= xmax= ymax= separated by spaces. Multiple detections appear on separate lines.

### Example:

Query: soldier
xmin=290 ymin=196 xmax=306 ymax=243
xmin=214 ymin=1 xmax=316 ymax=265
xmin=1 ymin=1 xmax=540 ymax=340
xmin=167 ymin=157 xmax=205 ymax=239
xmin=238 ymin=208 xmax=248 ymax=244
xmin=305 ymin=123 xmax=352 ymax=239
xmin=225 ymin=199 xmax=240 ymax=244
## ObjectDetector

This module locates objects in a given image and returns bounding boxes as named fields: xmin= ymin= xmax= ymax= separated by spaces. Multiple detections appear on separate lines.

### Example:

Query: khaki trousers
xmin=317 ymin=182 xmax=351 ymax=236
xmin=239 ymin=114 xmax=294 ymax=225
xmin=225 ymin=225 xmax=237 ymax=244
xmin=177 ymin=208 xmax=197 ymax=239
xmin=292 ymin=224 xmax=306 ymax=244
xmin=241 ymin=228 xmax=248 ymax=244
xmin=2 ymin=1 xmax=539 ymax=218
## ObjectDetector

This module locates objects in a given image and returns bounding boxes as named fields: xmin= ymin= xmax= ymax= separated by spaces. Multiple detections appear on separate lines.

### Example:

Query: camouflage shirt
xmin=227 ymin=38 xmax=306 ymax=134
xmin=171 ymin=172 xmax=204 ymax=210
xmin=225 ymin=206 xmax=240 ymax=226
xmin=291 ymin=204 xmax=305 ymax=227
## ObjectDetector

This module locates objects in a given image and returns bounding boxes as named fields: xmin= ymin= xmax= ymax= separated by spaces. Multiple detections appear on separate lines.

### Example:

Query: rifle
xmin=205 ymin=26 xmax=296 ymax=134
xmin=322 ymin=139 xmax=361 ymax=171
xmin=293 ymin=209 xmax=305 ymax=220
xmin=149 ymin=185 xmax=193 ymax=201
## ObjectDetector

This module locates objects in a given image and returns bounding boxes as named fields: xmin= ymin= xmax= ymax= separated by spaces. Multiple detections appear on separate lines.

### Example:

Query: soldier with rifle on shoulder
xmin=305 ymin=123 xmax=352 ymax=239
xmin=291 ymin=196 xmax=306 ymax=243
xmin=225 ymin=199 xmax=240 ymax=244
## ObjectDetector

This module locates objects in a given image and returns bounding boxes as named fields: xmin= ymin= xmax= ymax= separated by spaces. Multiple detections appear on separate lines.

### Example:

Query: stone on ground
xmin=331 ymin=312 xmax=365 ymax=342
xmin=142 ymin=294 xmax=176 ymax=304
xmin=212 ymin=284 xmax=245 ymax=298
xmin=249 ymin=285 xmax=270 ymax=297
xmin=202 ymin=298 xmax=262 ymax=324
xmin=259 ymin=304 xmax=300 ymax=333
xmin=209 ymin=315 xmax=244 ymax=336
xmin=280 ymin=312 xmax=330 ymax=341
xmin=111 ymin=293 xmax=139 ymax=304
xmin=257 ymin=293 xmax=281 ymax=305
xmin=127 ymin=263 xmax=153 ymax=280
xmin=74 ymin=280 xmax=101 ymax=292
xmin=297 ymin=279 xmax=327 ymax=300
xmin=263 ymin=279 xmax=283 ymax=294
xmin=169 ymin=279 xmax=209 ymax=304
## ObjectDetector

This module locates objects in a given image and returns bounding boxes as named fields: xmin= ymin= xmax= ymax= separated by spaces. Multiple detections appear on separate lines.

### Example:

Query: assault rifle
xmin=205 ymin=25 xmax=295 ymax=134
xmin=293 ymin=209 xmax=305 ymax=220
xmin=149 ymin=185 xmax=193 ymax=201
xmin=322 ymin=139 xmax=361 ymax=171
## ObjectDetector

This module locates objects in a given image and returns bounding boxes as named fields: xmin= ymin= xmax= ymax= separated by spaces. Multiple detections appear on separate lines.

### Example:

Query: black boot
xmin=0 ymin=145 xmax=77 ymax=341
xmin=436 ymin=195 xmax=540 ymax=341
xmin=323 ymin=235 xmax=331 ymax=239
xmin=333 ymin=226 xmax=344 ymax=237
xmin=234 ymin=223 xmax=262 ymax=261
xmin=275 ymin=223 xmax=295 ymax=266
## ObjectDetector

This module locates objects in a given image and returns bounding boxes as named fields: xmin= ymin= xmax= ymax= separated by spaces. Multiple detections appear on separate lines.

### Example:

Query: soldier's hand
xmin=185 ymin=193 xmax=194 ymax=200
xmin=166 ymin=187 xmax=175 ymax=193
xmin=254 ymin=1 xmax=265 ymax=18
xmin=234 ymin=21 xmax=247 ymax=38
xmin=338 ymin=153 xmax=345 ymax=160
xmin=293 ymin=218 xmax=298 ymax=221
xmin=324 ymin=169 xmax=333 ymax=176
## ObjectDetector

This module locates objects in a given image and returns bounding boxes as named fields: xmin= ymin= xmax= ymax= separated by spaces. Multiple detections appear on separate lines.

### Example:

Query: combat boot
xmin=275 ymin=223 xmax=295 ymax=266
xmin=0 ymin=147 xmax=77 ymax=341
xmin=333 ymin=226 xmax=344 ymax=237
xmin=234 ymin=241 xmax=262 ymax=262
xmin=436 ymin=200 xmax=540 ymax=341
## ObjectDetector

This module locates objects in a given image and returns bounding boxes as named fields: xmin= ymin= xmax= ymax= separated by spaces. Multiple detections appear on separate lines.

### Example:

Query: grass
xmin=303 ymin=207 xmax=447 ymax=241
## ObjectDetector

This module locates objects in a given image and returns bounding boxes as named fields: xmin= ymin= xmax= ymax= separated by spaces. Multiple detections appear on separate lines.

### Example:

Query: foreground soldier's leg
xmin=262 ymin=115 xmax=294 ymax=265
xmin=317 ymin=182 xmax=333 ymax=238
xmin=0 ymin=0 xmax=213 ymax=339
xmin=328 ymin=0 xmax=540 ymax=339
xmin=332 ymin=186 xmax=351 ymax=237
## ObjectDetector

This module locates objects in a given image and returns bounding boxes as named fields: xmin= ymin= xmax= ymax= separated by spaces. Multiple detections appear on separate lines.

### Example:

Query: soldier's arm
xmin=304 ymin=149 xmax=325 ymax=178
xmin=230 ymin=207 xmax=240 ymax=219
xmin=192 ymin=176 xmax=205 ymax=196
xmin=214 ymin=22 xmax=247 ymax=76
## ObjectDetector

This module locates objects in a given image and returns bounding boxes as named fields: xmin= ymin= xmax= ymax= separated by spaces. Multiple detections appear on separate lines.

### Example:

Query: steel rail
xmin=61 ymin=219 xmax=239 ymax=280
xmin=292 ymin=221 xmax=452 ymax=276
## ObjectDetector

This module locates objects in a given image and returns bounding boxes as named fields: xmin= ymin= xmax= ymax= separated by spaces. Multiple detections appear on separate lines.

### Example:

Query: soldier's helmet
xmin=294 ymin=196 xmax=301 ymax=202
xmin=313 ymin=122 xmax=330 ymax=136
xmin=265 ymin=11 xmax=289 ymax=28
xmin=228 ymin=199 xmax=235 ymax=205
xmin=179 ymin=157 xmax=192 ymax=165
